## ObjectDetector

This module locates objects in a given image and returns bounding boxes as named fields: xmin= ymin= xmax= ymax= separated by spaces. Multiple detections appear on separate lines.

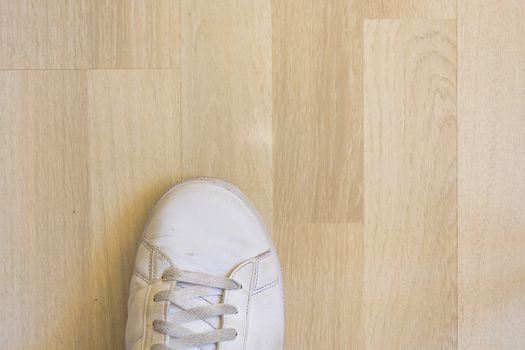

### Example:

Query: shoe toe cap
xmin=143 ymin=179 xmax=272 ymax=276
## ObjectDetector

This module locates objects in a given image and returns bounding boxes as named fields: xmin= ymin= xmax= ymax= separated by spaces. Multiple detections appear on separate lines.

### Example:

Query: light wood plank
xmin=0 ymin=69 xmax=182 ymax=348
xmin=273 ymin=0 xmax=363 ymax=224
xmin=0 ymin=0 xmax=180 ymax=69
xmin=362 ymin=0 xmax=456 ymax=19
xmin=274 ymin=223 xmax=363 ymax=349
xmin=86 ymin=69 xmax=181 ymax=349
xmin=0 ymin=71 xmax=90 ymax=348
xmin=0 ymin=1 xmax=92 ymax=68
xmin=1 ymin=1 xmax=524 ymax=349
xmin=91 ymin=0 xmax=180 ymax=68
xmin=180 ymin=0 xmax=273 ymax=225
xmin=363 ymin=20 xmax=457 ymax=349
xmin=458 ymin=1 xmax=525 ymax=348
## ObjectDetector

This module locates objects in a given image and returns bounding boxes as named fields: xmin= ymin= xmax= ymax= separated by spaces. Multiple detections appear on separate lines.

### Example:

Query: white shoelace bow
xmin=150 ymin=267 xmax=241 ymax=350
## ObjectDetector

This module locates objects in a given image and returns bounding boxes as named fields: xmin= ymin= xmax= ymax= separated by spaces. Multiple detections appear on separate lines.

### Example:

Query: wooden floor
xmin=1 ymin=1 xmax=524 ymax=349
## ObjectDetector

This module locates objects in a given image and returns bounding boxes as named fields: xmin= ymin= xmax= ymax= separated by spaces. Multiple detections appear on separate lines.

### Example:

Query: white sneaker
xmin=125 ymin=178 xmax=285 ymax=350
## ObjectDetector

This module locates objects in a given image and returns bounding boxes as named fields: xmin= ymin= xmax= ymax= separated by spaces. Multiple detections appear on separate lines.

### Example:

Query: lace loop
xmin=150 ymin=267 xmax=240 ymax=350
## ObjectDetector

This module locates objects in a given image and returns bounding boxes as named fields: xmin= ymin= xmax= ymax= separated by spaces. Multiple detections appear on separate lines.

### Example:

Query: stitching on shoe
xmin=253 ymin=279 xmax=279 ymax=295
xmin=254 ymin=250 xmax=272 ymax=290
xmin=222 ymin=262 xmax=255 ymax=350
xmin=150 ymin=250 xmax=170 ymax=283
xmin=142 ymin=239 xmax=177 ymax=283
xmin=152 ymin=250 xmax=159 ymax=281
xmin=134 ymin=271 xmax=150 ymax=284
xmin=151 ymin=261 xmax=162 ymax=283
xmin=156 ymin=249 xmax=173 ymax=266
xmin=148 ymin=246 xmax=154 ymax=281
xmin=243 ymin=260 xmax=258 ymax=350
xmin=143 ymin=237 xmax=174 ymax=266
xmin=141 ymin=246 xmax=155 ymax=350
xmin=141 ymin=283 xmax=152 ymax=350
xmin=255 ymin=250 xmax=272 ymax=262
xmin=135 ymin=241 xmax=155 ymax=283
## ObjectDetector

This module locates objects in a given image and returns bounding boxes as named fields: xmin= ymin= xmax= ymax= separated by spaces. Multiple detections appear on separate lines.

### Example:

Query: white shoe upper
xmin=125 ymin=178 xmax=285 ymax=350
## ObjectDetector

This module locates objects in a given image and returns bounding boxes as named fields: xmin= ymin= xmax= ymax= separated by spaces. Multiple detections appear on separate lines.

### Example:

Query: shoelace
xmin=150 ymin=267 xmax=241 ymax=350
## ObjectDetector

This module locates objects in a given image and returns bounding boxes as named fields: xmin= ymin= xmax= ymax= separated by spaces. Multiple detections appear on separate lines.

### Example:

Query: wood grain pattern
xmin=363 ymin=20 xmax=457 ymax=349
xmin=458 ymin=1 xmax=525 ymax=348
xmin=0 ymin=69 xmax=182 ymax=349
xmin=180 ymin=0 xmax=273 ymax=226
xmin=0 ymin=71 xmax=90 ymax=348
xmin=273 ymin=0 xmax=363 ymax=224
xmin=274 ymin=223 xmax=363 ymax=349
xmin=86 ymin=70 xmax=181 ymax=349
xmin=362 ymin=0 xmax=456 ymax=19
xmin=91 ymin=0 xmax=180 ymax=68
xmin=0 ymin=0 xmax=179 ymax=69
xmin=1 ymin=1 xmax=525 ymax=349
xmin=0 ymin=1 xmax=92 ymax=69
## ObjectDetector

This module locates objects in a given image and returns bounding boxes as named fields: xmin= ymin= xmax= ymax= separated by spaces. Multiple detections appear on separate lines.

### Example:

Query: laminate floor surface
xmin=1 ymin=1 xmax=524 ymax=349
